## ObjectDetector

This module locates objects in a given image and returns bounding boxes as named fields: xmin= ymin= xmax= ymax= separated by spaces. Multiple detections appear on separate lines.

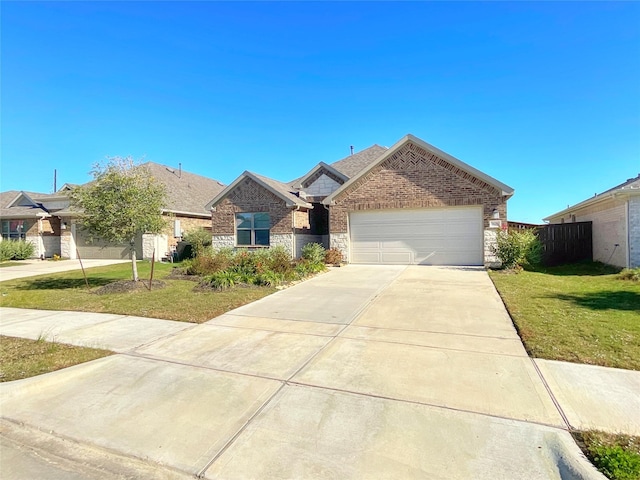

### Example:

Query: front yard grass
xmin=0 ymin=261 xmax=276 ymax=323
xmin=0 ymin=335 xmax=113 ymax=382
xmin=0 ymin=261 xmax=26 ymax=268
xmin=573 ymin=430 xmax=640 ymax=480
xmin=489 ymin=262 xmax=640 ymax=371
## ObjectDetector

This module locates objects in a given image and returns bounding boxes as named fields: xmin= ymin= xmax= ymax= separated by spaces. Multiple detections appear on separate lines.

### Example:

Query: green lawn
xmin=489 ymin=262 xmax=640 ymax=371
xmin=0 ymin=335 xmax=113 ymax=382
xmin=0 ymin=262 xmax=276 ymax=323
xmin=0 ymin=261 xmax=26 ymax=268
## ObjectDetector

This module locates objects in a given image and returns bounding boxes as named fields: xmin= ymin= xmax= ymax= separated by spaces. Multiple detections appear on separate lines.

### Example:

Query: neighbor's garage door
xmin=349 ymin=207 xmax=483 ymax=265
xmin=75 ymin=228 xmax=138 ymax=260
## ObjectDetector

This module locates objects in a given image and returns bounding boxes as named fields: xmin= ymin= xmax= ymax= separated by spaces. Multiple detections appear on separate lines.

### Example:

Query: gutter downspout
xmin=626 ymin=198 xmax=631 ymax=268
xmin=292 ymin=205 xmax=301 ymax=259
xmin=323 ymin=203 xmax=331 ymax=252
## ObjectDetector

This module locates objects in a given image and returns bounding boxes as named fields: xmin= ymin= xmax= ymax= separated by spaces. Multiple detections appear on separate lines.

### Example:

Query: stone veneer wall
xmin=629 ymin=197 xmax=640 ymax=268
xmin=304 ymin=174 xmax=342 ymax=199
xmin=271 ymin=233 xmax=294 ymax=258
xmin=212 ymin=235 xmax=235 ymax=250
xmin=60 ymin=223 xmax=75 ymax=259
xmin=483 ymin=230 xmax=501 ymax=269
xmin=328 ymin=141 xmax=507 ymax=265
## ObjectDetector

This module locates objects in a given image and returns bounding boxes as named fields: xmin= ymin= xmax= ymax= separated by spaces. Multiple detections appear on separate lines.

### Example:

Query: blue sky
xmin=2 ymin=1 xmax=639 ymax=223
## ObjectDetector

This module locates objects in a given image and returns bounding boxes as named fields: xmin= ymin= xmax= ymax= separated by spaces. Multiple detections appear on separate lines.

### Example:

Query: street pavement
xmin=1 ymin=265 xmax=631 ymax=479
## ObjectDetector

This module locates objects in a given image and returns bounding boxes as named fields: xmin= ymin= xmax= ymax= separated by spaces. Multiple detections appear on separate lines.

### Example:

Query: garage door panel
xmin=75 ymin=228 xmax=141 ymax=260
xmin=349 ymin=207 xmax=483 ymax=266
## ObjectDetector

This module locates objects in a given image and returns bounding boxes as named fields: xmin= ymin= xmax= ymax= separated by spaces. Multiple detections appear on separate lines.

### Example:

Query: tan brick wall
xmin=163 ymin=215 xmax=210 ymax=249
xmin=329 ymin=142 xmax=507 ymax=232
xmin=293 ymin=208 xmax=310 ymax=231
xmin=211 ymin=177 xmax=293 ymax=235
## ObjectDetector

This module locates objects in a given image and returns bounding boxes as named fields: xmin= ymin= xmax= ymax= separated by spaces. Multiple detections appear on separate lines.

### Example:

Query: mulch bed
xmin=93 ymin=280 xmax=166 ymax=295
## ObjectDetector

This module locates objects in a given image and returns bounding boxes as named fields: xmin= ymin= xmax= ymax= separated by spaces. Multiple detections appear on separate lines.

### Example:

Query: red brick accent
xmin=329 ymin=142 xmax=507 ymax=232
xmin=211 ymin=177 xmax=294 ymax=235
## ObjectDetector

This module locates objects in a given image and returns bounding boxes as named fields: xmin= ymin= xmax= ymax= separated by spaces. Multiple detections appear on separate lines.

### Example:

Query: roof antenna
xmin=53 ymin=169 xmax=57 ymax=193
xmin=179 ymin=162 xmax=182 ymax=178
xmin=350 ymin=145 xmax=354 ymax=156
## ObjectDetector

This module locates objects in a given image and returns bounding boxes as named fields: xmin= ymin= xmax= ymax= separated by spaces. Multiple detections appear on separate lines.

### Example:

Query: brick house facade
xmin=208 ymin=134 xmax=514 ymax=266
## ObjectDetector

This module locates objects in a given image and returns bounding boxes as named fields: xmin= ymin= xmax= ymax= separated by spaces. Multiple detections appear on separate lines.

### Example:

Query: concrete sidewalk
xmin=1 ymin=266 xmax=629 ymax=479
xmin=0 ymin=259 xmax=128 ymax=282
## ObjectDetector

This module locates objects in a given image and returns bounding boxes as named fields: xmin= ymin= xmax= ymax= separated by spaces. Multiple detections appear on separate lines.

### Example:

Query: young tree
xmin=69 ymin=157 xmax=167 ymax=281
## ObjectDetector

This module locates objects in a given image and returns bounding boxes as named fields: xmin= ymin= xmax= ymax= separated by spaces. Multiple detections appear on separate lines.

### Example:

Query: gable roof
xmin=0 ymin=190 xmax=51 ymax=219
xmin=290 ymin=162 xmax=349 ymax=189
xmin=544 ymin=173 xmax=640 ymax=221
xmin=330 ymin=145 xmax=388 ymax=178
xmin=323 ymin=134 xmax=514 ymax=205
xmin=206 ymin=171 xmax=312 ymax=210
xmin=140 ymin=162 xmax=225 ymax=217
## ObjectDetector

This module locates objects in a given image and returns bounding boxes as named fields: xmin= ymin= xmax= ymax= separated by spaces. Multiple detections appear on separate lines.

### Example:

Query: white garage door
xmin=349 ymin=207 xmax=483 ymax=265
xmin=75 ymin=228 xmax=140 ymax=260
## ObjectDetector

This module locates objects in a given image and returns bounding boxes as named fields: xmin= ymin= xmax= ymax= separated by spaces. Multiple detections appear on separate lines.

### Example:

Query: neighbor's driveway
xmin=0 ymin=259 xmax=128 ymax=282
xmin=0 ymin=266 xmax=603 ymax=479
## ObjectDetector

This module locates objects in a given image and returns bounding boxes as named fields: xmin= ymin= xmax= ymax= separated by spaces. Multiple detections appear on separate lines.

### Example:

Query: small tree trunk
xmin=131 ymin=243 xmax=139 ymax=282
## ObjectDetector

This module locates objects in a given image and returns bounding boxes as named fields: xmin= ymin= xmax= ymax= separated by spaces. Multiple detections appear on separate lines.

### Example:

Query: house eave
xmin=543 ymin=189 xmax=639 ymax=222
xmin=161 ymin=209 xmax=211 ymax=219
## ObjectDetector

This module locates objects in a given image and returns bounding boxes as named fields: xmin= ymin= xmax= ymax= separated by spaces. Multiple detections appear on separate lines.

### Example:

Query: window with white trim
xmin=236 ymin=212 xmax=270 ymax=246
xmin=2 ymin=220 xmax=26 ymax=240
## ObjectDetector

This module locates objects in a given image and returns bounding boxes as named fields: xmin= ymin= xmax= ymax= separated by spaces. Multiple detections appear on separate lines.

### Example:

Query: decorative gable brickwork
xmin=211 ymin=177 xmax=294 ymax=235
xmin=329 ymin=142 xmax=506 ymax=233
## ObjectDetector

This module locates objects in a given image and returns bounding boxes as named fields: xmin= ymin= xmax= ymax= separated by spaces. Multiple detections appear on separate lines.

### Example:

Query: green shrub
xmin=492 ymin=229 xmax=542 ymax=270
xmin=591 ymin=444 xmax=640 ymax=480
xmin=182 ymin=228 xmax=212 ymax=257
xmin=267 ymin=245 xmax=294 ymax=275
xmin=0 ymin=242 xmax=13 ymax=262
xmin=325 ymin=248 xmax=343 ymax=265
xmin=255 ymin=271 xmax=284 ymax=287
xmin=301 ymin=243 xmax=325 ymax=264
xmin=618 ymin=268 xmax=640 ymax=282
xmin=295 ymin=258 xmax=326 ymax=278
xmin=201 ymin=270 xmax=241 ymax=290
xmin=0 ymin=240 xmax=35 ymax=261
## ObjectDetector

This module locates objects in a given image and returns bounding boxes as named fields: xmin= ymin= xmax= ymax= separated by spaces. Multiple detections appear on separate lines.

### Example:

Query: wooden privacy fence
xmin=536 ymin=222 xmax=593 ymax=266
xmin=507 ymin=221 xmax=593 ymax=266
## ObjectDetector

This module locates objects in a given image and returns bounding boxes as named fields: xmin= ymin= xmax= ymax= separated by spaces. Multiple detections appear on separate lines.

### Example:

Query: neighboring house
xmin=0 ymin=190 xmax=69 ymax=258
xmin=544 ymin=174 xmax=640 ymax=269
xmin=1 ymin=162 xmax=225 ymax=260
xmin=207 ymin=134 xmax=514 ymax=266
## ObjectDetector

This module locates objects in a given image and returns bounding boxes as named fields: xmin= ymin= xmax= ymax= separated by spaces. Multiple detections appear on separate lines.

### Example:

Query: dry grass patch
xmin=0 ymin=335 xmax=113 ymax=382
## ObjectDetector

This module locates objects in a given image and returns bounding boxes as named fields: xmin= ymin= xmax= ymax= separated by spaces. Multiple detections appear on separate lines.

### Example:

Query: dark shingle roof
xmin=330 ymin=145 xmax=388 ymax=178
xmin=141 ymin=162 xmax=225 ymax=216
xmin=0 ymin=190 xmax=50 ymax=218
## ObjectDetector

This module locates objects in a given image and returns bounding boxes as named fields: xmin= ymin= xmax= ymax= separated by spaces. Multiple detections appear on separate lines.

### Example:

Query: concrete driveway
xmin=0 ymin=258 xmax=128 ymax=282
xmin=0 ymin=266 xmax=604 ymax=479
